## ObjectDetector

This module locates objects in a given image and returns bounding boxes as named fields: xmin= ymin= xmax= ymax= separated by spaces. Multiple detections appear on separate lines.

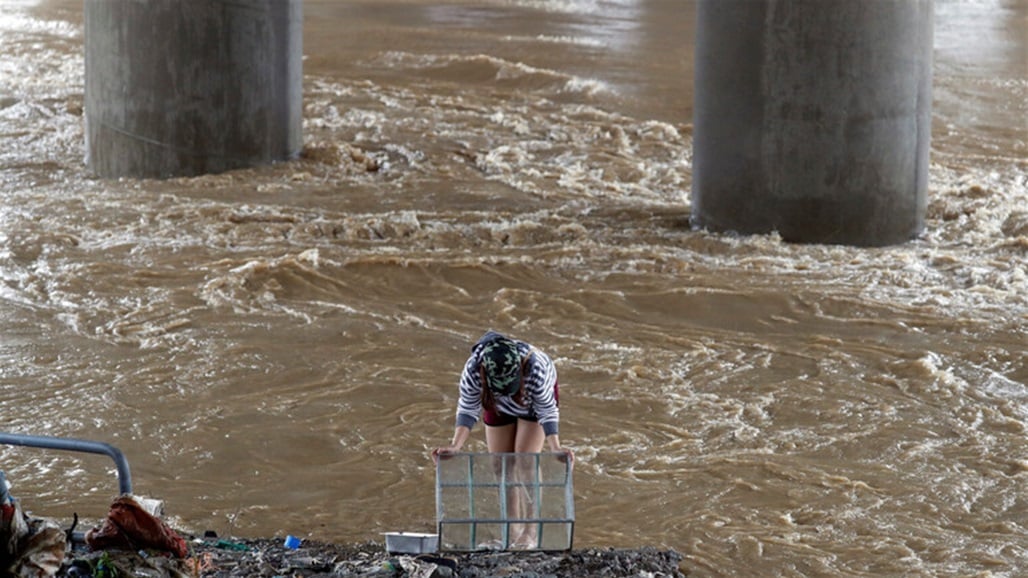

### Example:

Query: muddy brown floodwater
xmin=0 ymin=1 xmax=1025 ymax=576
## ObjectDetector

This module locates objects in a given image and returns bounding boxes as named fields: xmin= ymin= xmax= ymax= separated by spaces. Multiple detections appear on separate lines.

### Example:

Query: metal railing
xmin=0 ymin=432 xmax=133 ymax=495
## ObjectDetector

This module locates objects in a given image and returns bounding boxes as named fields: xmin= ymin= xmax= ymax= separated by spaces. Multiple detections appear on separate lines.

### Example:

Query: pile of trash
xmin=2 ymin=473 xmax=685 ymax=577
xmin=2 ymin=472 xmax=189 ymax=577
xmin=1 ymin=472 xmax=67 ymax=576
xmin=182 ymin=538 xmax=687 ymax=578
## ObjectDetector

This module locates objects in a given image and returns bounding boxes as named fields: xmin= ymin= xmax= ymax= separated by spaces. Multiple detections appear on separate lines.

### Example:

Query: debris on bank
xmin=181 ymin=538 xmax=688 ymax=578
xmin=2 ymin=485 xmax=685 ymax=577
xmin=0 ymin=438 xmax=688 ymax=576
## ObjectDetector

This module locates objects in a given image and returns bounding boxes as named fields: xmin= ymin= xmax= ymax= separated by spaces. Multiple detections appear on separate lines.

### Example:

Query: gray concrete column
xmin=85 ymin=0 xmax=303 ymax=178
xmin=691 ymin=0 xmax=933 ymax=246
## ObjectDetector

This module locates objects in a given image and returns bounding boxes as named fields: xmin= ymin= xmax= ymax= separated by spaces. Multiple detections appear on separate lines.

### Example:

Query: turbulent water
xmin=1 ymin=0 xmax=1026 ymax=576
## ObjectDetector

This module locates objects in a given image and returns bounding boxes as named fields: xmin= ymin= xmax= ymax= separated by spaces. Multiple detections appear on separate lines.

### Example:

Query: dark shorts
xmin=483 ymin=382 xmax=559 ymax=427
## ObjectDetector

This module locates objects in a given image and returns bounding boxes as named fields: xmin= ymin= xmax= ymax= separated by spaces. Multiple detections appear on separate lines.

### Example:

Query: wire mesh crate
xmin=436 ymin=452 xmax=574 ymax=552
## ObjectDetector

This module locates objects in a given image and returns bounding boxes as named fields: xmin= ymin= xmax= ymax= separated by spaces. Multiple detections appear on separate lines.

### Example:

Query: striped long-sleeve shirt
xmin=455 ymin=331 xmax=560 ymax=436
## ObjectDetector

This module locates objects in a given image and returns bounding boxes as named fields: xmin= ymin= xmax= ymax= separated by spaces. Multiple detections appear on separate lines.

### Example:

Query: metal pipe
xmin=499 ymin=454 xmax=509 ymax=547
xmin=0 ymin=432 xmax=133 ymax=495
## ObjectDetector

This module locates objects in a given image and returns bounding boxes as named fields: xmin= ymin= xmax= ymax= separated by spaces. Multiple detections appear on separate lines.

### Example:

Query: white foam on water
xmin=502 ymin=34 xmax=607 ymax=48
xmin=496 ymin=0 xmax=641 ymax=16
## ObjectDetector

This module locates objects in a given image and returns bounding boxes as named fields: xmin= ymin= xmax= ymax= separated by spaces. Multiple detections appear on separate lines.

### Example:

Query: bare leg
xmin=484 ymin=420 xmax=545 ymax=548
xmin=484 ymin=424 xmax=517 ymax=547
xmin=512 ymin=419 xmax=545 ymax=453
xmin=511 ymin=419 xmax=545 ymax=547
xmin=485 ymin=422 xmax=517 ymax=453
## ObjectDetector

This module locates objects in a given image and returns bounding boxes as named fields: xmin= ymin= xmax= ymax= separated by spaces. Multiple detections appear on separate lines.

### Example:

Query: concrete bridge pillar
xmin=84 ymin=0 xmax=303 ymax=178
xmin=691 ymin=0 xmax=933 ymax=246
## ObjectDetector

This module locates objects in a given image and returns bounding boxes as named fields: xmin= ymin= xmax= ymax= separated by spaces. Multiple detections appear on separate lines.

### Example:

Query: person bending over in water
xmin=432 ymin=330 xmax=574 ymax=549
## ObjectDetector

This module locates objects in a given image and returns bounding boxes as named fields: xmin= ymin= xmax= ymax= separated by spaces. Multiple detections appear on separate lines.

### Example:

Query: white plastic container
xmin=383 ymin=532 xmax=439 ymax=554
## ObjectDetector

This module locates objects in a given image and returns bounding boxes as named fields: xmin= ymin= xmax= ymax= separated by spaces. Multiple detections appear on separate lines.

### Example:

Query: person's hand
xmin=555 ymin=447 xmax=575 ymax=469
xmin=431 ymin=446 xmax=460 ymax=464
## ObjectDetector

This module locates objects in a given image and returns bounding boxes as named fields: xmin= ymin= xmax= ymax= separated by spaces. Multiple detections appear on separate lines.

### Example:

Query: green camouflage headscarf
xmin=480 ymin=338 xmax=522 ymax=395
